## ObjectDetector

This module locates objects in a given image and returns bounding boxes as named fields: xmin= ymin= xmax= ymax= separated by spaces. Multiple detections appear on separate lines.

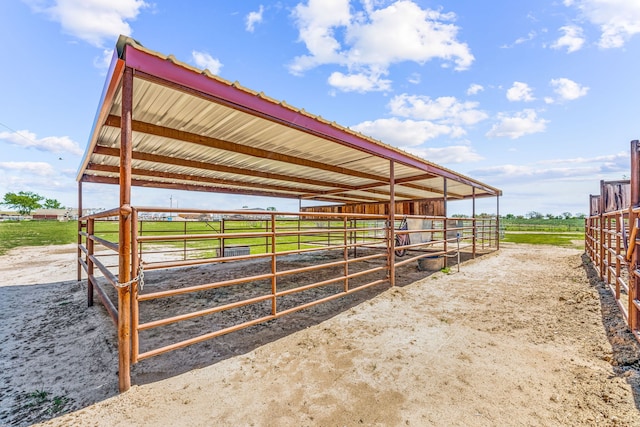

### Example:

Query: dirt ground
xmin=2 ymin=242 xmax=640 ymax=426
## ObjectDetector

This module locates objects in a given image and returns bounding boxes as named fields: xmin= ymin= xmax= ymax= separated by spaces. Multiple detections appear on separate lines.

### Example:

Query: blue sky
xmin=1 ymin=0 xmax=639 ymax=216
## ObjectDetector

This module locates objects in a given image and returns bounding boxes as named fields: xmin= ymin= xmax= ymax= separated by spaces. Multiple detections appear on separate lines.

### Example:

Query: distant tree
xmin=574 ymin=213 xmax=587 ymax=219
xmin=2 ymin=191 xmax=44 ymax=215
xmin=561 ymin=212 xmax=573 ymax=220
xmin=545 ymin=213 xmax=557 ymax=220
xmin=43 ymin=198 xmax=64 ymax=209
xmin=266 ymin=207 xmax=277 ymax=211
xmin=504 ymin=213 xmax=515 ymax=220
xmin=526 ymin=211 xmax=543 ymax=219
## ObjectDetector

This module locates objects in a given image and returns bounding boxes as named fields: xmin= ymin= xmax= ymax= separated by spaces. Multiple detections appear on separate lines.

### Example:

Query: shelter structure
xmin=76 ymin=36 xmax=502 ymax=391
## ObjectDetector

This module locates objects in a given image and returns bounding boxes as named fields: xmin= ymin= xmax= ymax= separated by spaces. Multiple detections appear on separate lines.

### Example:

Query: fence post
xmin=117 ymin=66 xmax=133 ymax=392
xmin=389 ymin=160 xmax=396 ymax=286
xmin=131 ymin=208 xmax=139 ymax=365
xmin=270 ymin=212 xmax=277 ymax=315
xmin=343 ymin=216 xmax=349 ymax=292
xmin=87 ymin=217 xmax=94 ymax=306
xmin=77 ymin=181 xmax=83 ymax=282
xmin=599 ymin=180 xmax=605 ymax=280
xmin=629 ymin=140 xmax=640 ymax=332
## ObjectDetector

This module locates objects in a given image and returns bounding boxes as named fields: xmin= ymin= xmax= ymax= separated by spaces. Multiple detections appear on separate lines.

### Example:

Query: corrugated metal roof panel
xmin=78 ymin=36 xmax=501 ymax=209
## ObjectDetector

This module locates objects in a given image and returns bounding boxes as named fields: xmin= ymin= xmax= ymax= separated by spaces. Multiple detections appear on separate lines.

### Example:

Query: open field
xmin=0 ymin=221 xmax=77 ymax=255
xmin=1 ymin=242 xmax=639 ymax=426
xmin=502 ymin=231 xmax=585 ymax=248
xmin=0 ymin=217 xmax=586 ymax=257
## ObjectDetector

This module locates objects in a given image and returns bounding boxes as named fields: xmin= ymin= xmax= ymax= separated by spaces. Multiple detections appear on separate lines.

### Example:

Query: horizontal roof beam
xmin=91 ymin=145 xmax=359 ymax=191
xmin=105 ymin=114 xmax=390 ymax=185
xmin=86 ymin=163 xmax=314 ymax=195
xmin=82 ymin=173 xmax=378 ymax=204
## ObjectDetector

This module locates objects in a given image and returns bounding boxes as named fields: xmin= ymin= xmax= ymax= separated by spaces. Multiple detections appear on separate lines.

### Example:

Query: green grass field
xmin=501 ymin=232 xmax=584 ymax=248
xmin=0 ymin=220 xmax=78 ymax=255
xmin=0 ymin=218 xmax=587 ymax=256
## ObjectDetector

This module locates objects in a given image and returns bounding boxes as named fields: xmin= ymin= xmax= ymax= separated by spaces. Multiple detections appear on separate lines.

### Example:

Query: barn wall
xmin=301 ymin=199 xmax=445 ymax=216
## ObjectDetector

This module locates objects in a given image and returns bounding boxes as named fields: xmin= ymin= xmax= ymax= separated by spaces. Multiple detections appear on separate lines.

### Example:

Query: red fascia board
xmin=123 ymin=45 xmax=498 ymax=195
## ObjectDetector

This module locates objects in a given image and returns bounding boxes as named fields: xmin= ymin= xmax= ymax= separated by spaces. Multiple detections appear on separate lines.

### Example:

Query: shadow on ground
xmin=581 ymin=253 xmax=640 ymax=410
xmin=1 ymin=249 xmax=490 ymax=426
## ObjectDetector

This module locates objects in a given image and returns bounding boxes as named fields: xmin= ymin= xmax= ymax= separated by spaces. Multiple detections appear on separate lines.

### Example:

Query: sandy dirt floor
xmin=2 ymin=243 xmax=640 ymax=426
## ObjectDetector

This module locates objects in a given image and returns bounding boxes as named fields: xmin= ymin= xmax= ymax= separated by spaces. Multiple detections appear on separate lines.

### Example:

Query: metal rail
xmin=77 ymin=207 xmax=498 ymax=390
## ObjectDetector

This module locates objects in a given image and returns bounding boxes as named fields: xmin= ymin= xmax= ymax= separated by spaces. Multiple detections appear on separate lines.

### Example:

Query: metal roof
xmin=77 ymin=36 xmax=501 ymax=205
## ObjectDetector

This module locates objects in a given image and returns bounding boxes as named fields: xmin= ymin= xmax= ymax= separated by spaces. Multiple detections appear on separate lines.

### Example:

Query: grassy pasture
xmin=499 ymin=217 xmax=585 ymax=248
xmin=0 ymin=220 xmax=77 ymax=255
xmin=0 ymin=217 xmax=587 ymax=256
xmin=502 ymin=232 xmax=584 ymax=248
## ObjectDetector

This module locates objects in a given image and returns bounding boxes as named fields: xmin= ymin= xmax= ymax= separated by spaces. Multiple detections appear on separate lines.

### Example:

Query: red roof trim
xmin=123 ymin=45 xmax=498 ymax=195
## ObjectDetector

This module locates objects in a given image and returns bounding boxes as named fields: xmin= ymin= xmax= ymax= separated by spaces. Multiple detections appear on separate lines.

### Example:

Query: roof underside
xmin=77 ymin=36 xmax=501 ymax=206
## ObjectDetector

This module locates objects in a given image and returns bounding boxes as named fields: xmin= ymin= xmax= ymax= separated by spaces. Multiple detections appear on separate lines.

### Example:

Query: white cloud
xmin=0 ymin=162 xmax=57 ymax=176
xmin=290 ymin=0 xmax=474 ymax=92
xmin=466 ymin=83 xmax=484 ymax=95
xmin=550 ymin=77 xmax=589 ymax=101
xmin=23 ymin=0 xmax=148 ymax=48
xmin=551 ymin=25 xmax=585 ymax=53
xmin=408 ymin=73 xmax=421 ymax=84
xmin=328 ymin=71 xmax=391 ymax=92
xmin=0 ymin=130 xmax=84 ymax=156
xmin=542 ymin=151 xmax=627 ymax=170
xmin=246 ymin=5 xmax=264 ymax=32
xmin=506 ymin=82 xmax=535 ymax=102
xmin=349 ymin=93 xmax=488 ymax=149
xmin=407 ymin=145 xmax=483 ymax=164
xmin=566 ymin=0 xmax=640 ymax=48
xmin=389 ymin=94 xmax=488 ymax=125
xmin=289 ymin=0 xmax=351 ymax=75
xmin=486 ymin=109 xmax=548 ymax=139
xmin=501 ymin=30 xmax=544 ymax=49
xmin=351 ymin=117 xmax=460 ymax=148
xmin=93 ymin=48 xmax=114 ymax=69
xmin=192 ymin=51 xmax=223 ymax=74
xmin=470 ymin=151 xmax=628 ymax=181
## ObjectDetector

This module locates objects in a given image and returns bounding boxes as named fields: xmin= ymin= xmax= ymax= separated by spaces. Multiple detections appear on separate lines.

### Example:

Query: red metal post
xmin=443 ymin=178 xmax=448 ymax=268
xmin=629 ymin=141 xmax=640 ymax=332
xmin=599 ymin=180 xmax=605 ymax=280
xmin=131 ymin=207 xmax=139 ymax=364
xmin=271 ymin=212 xmax=277 ymax=315
xmin=87 ymin=217 xmax=94 ymax=306
xmin=389 ymin=160 xmax=395 ymax=287
xmin=472 ymin=187 xmax=476 ymax=258
xmin=118 ymin=66 xmax=133 ymax=392
xmin=77 ymin=181 xmax=83 ymax=282
xmin=496 ymin=193 xmax=500 ymax=250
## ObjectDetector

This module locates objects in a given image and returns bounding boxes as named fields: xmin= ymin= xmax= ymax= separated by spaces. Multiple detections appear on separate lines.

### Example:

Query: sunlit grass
xmin=502 ymin=232 xmax=584 ymax=248
xmin=0 ymin=219 xmax=587 ymax=256
xmin=0 ymin=221 xmax=77 ymax=255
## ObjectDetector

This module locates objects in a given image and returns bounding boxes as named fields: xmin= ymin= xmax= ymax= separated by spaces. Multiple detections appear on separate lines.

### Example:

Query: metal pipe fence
xmin=78 ymin=207 xmax=498 ymax=388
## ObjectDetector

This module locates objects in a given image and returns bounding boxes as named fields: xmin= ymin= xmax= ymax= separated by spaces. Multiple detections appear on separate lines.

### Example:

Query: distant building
xmin=31 ymin=208 xmax=77 ymax=221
